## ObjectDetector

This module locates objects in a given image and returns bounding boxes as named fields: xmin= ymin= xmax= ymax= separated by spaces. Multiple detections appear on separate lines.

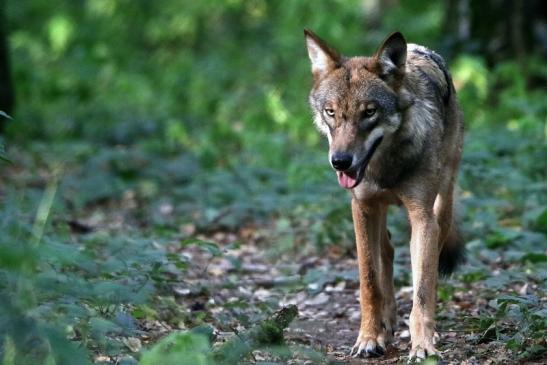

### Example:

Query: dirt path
xmin=171 ymin=233 xmax=542 ymax=364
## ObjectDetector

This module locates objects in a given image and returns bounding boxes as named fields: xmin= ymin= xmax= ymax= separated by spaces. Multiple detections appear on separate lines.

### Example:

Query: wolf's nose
xmin=331 ymin=152 xmax=353 ymax=171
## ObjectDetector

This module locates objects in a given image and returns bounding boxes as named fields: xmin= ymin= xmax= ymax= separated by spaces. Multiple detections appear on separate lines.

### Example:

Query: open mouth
xmin=336 ymin=135 xmax=384 ymax=189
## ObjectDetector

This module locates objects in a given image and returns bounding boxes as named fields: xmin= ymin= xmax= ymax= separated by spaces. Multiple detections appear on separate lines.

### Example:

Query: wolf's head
xmin=305 ymin=30 xmax=413 ymax=189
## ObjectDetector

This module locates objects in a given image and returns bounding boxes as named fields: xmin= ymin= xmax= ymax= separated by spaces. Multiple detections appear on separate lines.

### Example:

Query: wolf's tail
xmin=438 ymin=221 xmax=465 ymax=276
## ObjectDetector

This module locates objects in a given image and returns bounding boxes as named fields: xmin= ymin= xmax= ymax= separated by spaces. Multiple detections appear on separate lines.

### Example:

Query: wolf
xmin=304 ymin=29 xmax=464 ymax=361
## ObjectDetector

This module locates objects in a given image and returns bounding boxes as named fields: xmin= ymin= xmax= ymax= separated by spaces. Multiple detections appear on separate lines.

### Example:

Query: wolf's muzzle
xmin=331 ymin=152 xmax=353 ymax=171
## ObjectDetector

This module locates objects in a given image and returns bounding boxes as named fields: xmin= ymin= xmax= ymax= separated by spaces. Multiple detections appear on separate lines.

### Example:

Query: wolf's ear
xmin=304 ymin=29 xmax=341 ymax=79
xmin=375 ymin=32 xmax=407 ymax=80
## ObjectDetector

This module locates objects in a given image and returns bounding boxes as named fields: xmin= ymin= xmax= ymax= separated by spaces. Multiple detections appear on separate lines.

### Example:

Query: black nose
xmin=331 ymin=152 xmax=353 ymax=171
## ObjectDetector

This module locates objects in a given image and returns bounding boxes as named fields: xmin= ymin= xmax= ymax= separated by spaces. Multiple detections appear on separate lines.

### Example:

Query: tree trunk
xmin=445 ymin=0 xmax=547 ymax=65
xmin=0 ymin=0 xmax=15 ymax=131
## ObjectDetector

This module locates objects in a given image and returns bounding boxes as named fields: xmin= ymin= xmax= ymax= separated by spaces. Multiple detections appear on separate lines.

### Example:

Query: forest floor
xmin=64 ymin=175 xmax=545 ymax=364
xmin=89 ymin=219 xmax=545 ymax=365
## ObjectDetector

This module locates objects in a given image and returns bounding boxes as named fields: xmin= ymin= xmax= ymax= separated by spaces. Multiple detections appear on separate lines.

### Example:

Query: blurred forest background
xmin=0 ymin=0 xmax=546 ymax=364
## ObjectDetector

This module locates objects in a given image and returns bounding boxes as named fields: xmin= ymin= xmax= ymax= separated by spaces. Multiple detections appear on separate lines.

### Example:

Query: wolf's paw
xmin=408 ymin=343 xmax=440 ymax=363
xmin=350 ymin=332 xmax=386 ymax=358
xmin=408 ymin=313 xmax=439 ymax=362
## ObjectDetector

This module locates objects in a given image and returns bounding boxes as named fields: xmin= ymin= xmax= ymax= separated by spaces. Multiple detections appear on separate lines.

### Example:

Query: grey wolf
xmin=304 ymin=29 xmax=464 ymax=361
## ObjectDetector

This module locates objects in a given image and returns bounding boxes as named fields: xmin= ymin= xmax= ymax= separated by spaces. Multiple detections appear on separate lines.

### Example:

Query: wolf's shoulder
xmin=406 ymin=44 xmax=448 ymax=68
xmin=405 ymin=43 xmax=452 ymax=104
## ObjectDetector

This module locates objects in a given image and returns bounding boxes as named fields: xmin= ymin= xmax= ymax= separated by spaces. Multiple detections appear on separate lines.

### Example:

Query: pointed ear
xmin=304 ymin=29 xmax=341 ymax=78
xmin=375 ymin=32 xmax=407 ymax=80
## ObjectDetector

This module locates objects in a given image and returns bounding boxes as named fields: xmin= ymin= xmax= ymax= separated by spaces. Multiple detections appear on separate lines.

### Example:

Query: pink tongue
xmin=337 ymin=171 xmax=356 ymax=189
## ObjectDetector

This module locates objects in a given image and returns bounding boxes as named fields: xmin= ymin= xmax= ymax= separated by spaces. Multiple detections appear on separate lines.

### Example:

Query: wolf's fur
xmin=304 ymin=30 xmax=464 ymax=360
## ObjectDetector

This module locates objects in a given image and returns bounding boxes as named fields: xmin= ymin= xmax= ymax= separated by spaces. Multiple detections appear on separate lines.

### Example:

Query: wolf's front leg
xmin=407 ymin=208 xmax=441 ymax=361
xmin=350 ymin=199 xmax=390 ymax=358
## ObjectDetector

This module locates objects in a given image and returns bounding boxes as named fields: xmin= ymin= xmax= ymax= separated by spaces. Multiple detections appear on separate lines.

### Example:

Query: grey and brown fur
xmin=304 ymin=29 xmax=464 ymax=360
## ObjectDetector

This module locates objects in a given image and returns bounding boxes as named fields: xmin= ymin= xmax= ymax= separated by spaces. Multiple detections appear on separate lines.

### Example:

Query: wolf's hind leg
xmin=380 ymin=225 xmax=397 ymax=340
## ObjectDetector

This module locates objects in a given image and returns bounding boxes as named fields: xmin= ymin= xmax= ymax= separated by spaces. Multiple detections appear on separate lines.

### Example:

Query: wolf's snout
xmin=331 ymin=152 xmax=353 ymax=171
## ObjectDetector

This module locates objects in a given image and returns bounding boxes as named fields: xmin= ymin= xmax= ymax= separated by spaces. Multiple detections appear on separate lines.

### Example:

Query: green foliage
xmin=453 ymin=55 xmax=547 ymax=134
xmin=6 ymin=0 xmax=452 ymax=166
xmin=0 ymin=187 xmax=180 ymax=363
xmin=529 ymin=207 xmax=547 ymax=234
xmin=140 ymin=331 xmax=212 ymax=365
xmin=474 ymin=295 xmax=547 ymax=359
xmin=139 ymin=306 xmax=299 ymax=365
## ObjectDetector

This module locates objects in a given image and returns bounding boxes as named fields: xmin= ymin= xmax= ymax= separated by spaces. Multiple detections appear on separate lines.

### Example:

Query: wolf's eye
xmin=324 ymin=108 xmax=335 ymax=118
xmin=364 ymin=106 xmax=377 ymax=117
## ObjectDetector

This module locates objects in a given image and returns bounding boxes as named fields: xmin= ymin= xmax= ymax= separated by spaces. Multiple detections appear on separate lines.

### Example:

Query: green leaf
xmin=190 ymin=324 xmax=216 ymax=341
xmin=460 ymin=270 xmax=487 ymax=284
xmin=89 ymin=317 xmax=122 ymax=337
xmin=533 ymin=208 xmax=547 ymax=234
xmin=485 ymin=229 xmax=521 ymax=248
xmin=497 ymin=294 xmax=538 ymax=306
xmin=520 ymin=252 xmax=547 ymax=263
xmin=140 ymin=331 xmax=212 ymax=365
xmin=181 ymin=238 xmax=222 ymax=257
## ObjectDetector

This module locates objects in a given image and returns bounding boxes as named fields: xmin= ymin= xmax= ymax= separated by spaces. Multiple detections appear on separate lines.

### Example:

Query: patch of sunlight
xmin=87 ymin=0 xmax=117 ymax=17
xmin=246 ymin=0 xmax=267 ymax=21
xmin=507 ymin=119 xmax=520 ymax=131
xmin=452 ymin=55 xmax=488 ymax=100
xmin=48 ymin=15 xmax=74 ymax=55
xmin=266 ymin=89 xmax=289 ymax=125
xmin=169 ymin=14 xmax=197 ymax=37
xmin=462 ymin=190 xmax=473 ymax=198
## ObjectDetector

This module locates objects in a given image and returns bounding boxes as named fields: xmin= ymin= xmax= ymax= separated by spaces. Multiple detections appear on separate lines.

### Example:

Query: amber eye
xmin=364 ymin=106 xmax=377 ymax=117
xmin=324 ymin=108 xmax=335 ymax=117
